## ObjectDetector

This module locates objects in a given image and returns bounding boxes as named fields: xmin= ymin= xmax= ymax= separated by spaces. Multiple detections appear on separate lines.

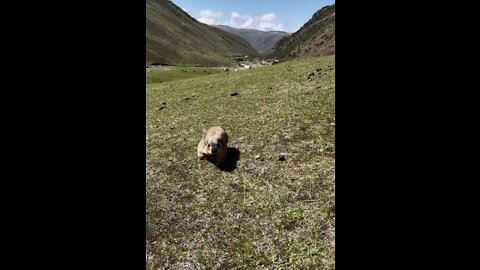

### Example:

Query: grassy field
xmin=146 ymin=66 xmax=223 ymax=84
xmin=146 ymin=55 xmax=335 ymax=269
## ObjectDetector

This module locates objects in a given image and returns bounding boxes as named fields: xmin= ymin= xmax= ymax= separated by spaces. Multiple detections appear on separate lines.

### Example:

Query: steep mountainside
xmin=269 ymin=4 xmax=335 ymax=59
xmin=213 ymin=25 xmax=290 ymax=54
xmin=146 ymin=0 xmax=259 ymax=66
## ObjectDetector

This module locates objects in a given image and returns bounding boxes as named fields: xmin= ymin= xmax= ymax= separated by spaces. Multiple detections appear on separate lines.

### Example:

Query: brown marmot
xmin=197 ymin=126 xmax=228 ymax=166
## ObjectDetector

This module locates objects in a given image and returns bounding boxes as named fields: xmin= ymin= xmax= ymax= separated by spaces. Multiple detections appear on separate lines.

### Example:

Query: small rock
xmin=208 ymin=85 xmax=213 ymax=88
xmin=161 ymin=102 xmax=166 ymax=105
xmin=159 ymin=106 xmax=165 ymax=110
xmin=308 ymin=71 xmax=315 ymax=77
xmin=316 ymin=68 xmax=322 ymax=72
xmin=255 ymin=155 xmax=261 ymax=160
xmin=184 ymin=97 xmax=189 ymax=100
xmin=308 ymin=78 xmax=313 ymax=82
xmin=230 ymin=92 xmax=238 ymax=96
xmin=278 ymin=154 xmax=286 ymax=161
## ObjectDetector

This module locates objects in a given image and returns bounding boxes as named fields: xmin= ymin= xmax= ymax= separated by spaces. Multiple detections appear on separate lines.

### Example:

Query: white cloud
xmin=228 ymin=12 xmax=252 ymax=26
xmin=257 ymin=12 xmax=285 ymax=31
xmin=197 ymin=9 xmax=224 ymax=25
xmin=240 ymin=17 xmax=254 ymax=28
xmin=196 ymin=10 xmax=285 ymax=31
xmin=259 ymin=13 xmax=276 ymax=22
xmin=229 ymin=11 xmax=284 ymax=31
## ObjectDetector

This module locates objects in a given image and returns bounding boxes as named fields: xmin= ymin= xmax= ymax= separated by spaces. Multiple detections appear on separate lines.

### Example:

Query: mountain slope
xmin=269 ymin=4 xmax=335 ymax=59
xmin=146 ymin=0 xmax=259 ymax=66
xmin=213 ymin=25 xmax=290 ymax=54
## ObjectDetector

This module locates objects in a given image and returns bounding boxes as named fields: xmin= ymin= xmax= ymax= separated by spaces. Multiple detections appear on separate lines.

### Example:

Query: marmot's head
xmin=204 ymin=137 xmax=223 ymax=155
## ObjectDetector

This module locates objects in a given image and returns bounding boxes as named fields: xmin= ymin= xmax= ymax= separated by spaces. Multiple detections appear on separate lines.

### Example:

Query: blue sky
xmin=171 ymin=0 xmax=335 ymax=33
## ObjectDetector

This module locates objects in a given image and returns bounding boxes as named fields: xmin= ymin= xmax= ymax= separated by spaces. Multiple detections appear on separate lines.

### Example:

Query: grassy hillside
xmin=213 ymin=25 xmax=290 ymax=54
xmin=146 ymin=55 xmax=335 ymax=269
xmin=269 ymin=4 xmax=335 ymax=59
xmin=146 ymin=0 xmax=259 ymax=66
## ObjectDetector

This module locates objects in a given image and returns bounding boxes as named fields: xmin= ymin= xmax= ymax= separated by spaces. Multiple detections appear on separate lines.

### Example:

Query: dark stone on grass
xmin=230 ymin=92 xmax=238 ymax=96
xmin=278 ymin=154 xmax=286 ymax=161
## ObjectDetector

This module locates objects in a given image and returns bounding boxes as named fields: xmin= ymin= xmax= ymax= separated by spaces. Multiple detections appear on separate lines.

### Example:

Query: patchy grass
xmin=146 ymin=66 xmax=223 ymax=84
xmin=146 ymin=56 xmax=335 ymax=269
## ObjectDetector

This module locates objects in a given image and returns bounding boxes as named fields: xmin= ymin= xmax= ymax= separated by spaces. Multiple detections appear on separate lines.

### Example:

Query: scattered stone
xmin=308 ymin=71 xmax=315 ymax=77
xmin=230 ymin=92 xmax=238 ymax=96
xmin=308 ymin=78 xmax=313 ymax=82
xmin=159 ymin=106 xmax=165 ymax=110
xmin=294 ymin=113 xmax=299 ymax=117
xmin=255 ymin=155 xmax=261 ymax=160
xmin=267 ymin=86 xmax=273 ymax=90
xmin=184 ymin=97 xmax=189 ymax=100
xmin=208 ymin=85 xmax=213 ymax=88
xmin=278 ymin=154 xmax=286 ymax=161
xmin=316 ymin=68 xmax=322 ymax=72
xmin=229 ymin=182 xmax=242 ymax=192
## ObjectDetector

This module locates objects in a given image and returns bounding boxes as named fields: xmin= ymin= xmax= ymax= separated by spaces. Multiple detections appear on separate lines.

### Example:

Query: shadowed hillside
xmin=146 ymin=0 xmax=259 ymax=66
xmin=269 ymin=4 xmax=335 ymax=59
xmin=213 ymin=25 xmax=290 ymax=54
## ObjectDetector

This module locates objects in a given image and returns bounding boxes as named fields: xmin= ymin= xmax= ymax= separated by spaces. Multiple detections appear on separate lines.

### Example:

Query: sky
xmin=171 ymin=0 xmax=335 ymax=33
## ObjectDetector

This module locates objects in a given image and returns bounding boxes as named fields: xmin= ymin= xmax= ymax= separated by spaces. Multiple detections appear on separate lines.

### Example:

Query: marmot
xmin=197 ymin=126 xmax=228 ymax=166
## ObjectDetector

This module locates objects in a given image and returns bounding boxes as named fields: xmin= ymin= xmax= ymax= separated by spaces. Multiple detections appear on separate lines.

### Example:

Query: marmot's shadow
xmin=206 ymin=147 xmax=240 ymax=172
